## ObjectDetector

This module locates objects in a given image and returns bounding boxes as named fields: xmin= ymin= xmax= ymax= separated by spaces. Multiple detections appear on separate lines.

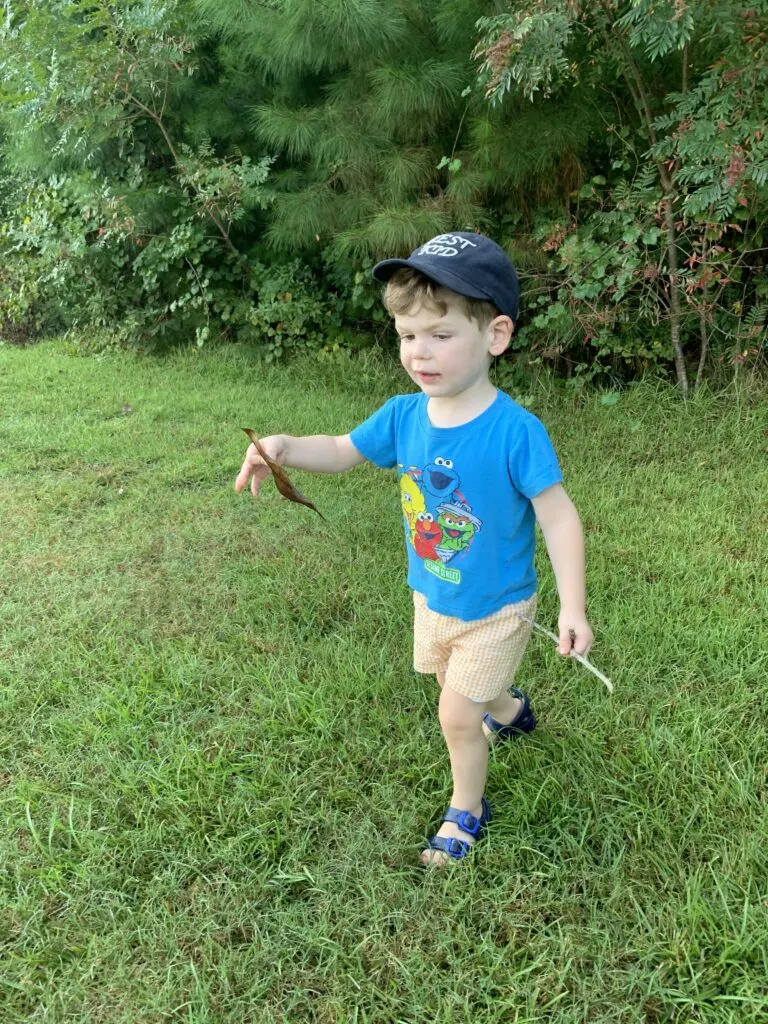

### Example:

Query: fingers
xmin=234 ymin=445 xmax=270 ymax=495
xmin=233 ymin=462 xmax=250 ymax=493
xmin=571 ymin=637 xmax=592 ymax=658
xmin=234 ymin=460 xmax=259 ymax=494
xmin=557 ymin=631 xmax=574 ymax=656
xmin=557 ymin=626 xmax=593 ymax=658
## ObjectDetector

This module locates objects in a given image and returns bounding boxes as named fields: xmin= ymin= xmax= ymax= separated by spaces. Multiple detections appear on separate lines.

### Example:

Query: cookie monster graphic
xmin=422 ymin=457 xmax=467 ymax=507
xmin=398 ymin=457 xmax=482 ymax=582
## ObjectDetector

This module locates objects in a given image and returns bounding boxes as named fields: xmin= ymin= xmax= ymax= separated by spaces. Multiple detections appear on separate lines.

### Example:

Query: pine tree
xmin=192 ymin=0 xmax=609 ymax=265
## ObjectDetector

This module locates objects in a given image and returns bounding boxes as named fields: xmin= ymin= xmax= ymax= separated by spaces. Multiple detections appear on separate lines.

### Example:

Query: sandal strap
xmin=441 ymin=796 xmax=492 ymax=838
xmin=425 ymin=798 xmax=491 ymax=862
xmin=484 ymin=688 xmax=535 ymax=738
xmin=442 ymin=807 xmax=482 ymax=837
xmin=426 ymin=835 xmax=471 ymax=859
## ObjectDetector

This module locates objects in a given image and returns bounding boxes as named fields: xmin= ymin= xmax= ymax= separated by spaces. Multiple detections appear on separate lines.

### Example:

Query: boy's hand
xmin=234 ymin=434 xmax=286 ymax=497
xmin=557 ymin=613 xmax=593 ymax=658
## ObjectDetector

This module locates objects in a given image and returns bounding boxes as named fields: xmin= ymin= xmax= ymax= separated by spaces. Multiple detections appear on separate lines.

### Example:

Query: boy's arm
xmin=530 ymin=482 xmax=594 ymax=657
xmin=235 ymin=433 xmax=365 ymax=498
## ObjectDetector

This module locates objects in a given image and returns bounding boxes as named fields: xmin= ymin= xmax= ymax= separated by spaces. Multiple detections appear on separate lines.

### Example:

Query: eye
xmin=456 ymin=519 xmax=466 ymax=527
xmin=402 ymin=492 xmax=412 ymax=503
xmin=434 ymin=334 xmax=451 ymax=341
xmin=434 ymin=457 xmax=446 ymax=467
xmin=443 ymin=459 xmax=453 ymax=469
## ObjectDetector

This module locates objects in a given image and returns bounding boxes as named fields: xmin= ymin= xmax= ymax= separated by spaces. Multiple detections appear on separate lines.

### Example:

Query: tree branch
xmin=122 ymin=87 xmax=239 ymax=255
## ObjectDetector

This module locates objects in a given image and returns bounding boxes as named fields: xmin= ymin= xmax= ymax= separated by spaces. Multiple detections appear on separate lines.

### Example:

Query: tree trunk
xmin=695 ymin=302 xmax=709 ymax=390
xmin=599 ymin=3 xmax=690 ymax=396
xmin=662 ymin=193 xmax=689 ymax=397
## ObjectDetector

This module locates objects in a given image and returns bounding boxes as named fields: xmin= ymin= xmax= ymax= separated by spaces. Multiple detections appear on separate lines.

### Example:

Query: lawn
xmin=1 ymin=340 xmax=767 ymax=1023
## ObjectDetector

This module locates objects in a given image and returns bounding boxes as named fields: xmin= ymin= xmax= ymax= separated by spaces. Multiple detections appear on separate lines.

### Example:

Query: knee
xmin=438 ymin=688 xmax=482 ymax=739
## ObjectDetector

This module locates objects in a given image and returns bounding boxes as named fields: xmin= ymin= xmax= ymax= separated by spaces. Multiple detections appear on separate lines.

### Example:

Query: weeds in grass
xmin=1 ymin=342 xmax=767 ymax=1022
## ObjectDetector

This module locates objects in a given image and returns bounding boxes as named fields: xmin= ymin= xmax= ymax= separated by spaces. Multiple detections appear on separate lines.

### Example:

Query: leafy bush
xmin=1 ymin=0 xmax=766 ymax=388
xmin=0 ymin=162 xmax=268 ymax=349
xmin=475 ymin=0 xmax=768 ymax=392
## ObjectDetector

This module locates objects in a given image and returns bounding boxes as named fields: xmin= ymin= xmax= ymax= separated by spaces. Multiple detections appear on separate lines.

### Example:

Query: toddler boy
xmin=235 ymin=232 xmax=593 ymax=867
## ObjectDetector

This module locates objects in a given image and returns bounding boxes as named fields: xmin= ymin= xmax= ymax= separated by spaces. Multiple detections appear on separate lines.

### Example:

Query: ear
xmin=487 ymin=315 xmax=514 ymax=357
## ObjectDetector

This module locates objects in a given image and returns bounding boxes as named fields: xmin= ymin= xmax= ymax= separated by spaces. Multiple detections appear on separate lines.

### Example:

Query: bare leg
xmin=421 ymin=683 xmax=488 ymax=867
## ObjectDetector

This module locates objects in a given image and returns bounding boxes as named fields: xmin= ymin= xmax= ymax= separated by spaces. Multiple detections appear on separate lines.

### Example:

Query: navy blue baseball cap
xmin=372 ymin=231 xmax=520 ymax=321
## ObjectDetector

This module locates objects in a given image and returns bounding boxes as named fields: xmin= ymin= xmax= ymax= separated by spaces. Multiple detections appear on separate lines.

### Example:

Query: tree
xmin=0 ymin=0 xmax=270 ymax=345
xmin=194 ymin=0 xmax=608 ymax=265
xmin=475 ymin=0 xmax=768 ymax=392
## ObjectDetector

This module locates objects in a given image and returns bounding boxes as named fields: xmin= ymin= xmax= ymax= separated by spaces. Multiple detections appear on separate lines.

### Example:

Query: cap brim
xmin=371 ymin=258 xmax=415 ymax=283
xmin=371 ymin=256 xmax=495 ymax=307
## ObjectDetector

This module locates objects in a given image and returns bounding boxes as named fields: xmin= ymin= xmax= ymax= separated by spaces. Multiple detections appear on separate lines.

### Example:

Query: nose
xmin=411 ymin=335 xmax=431 ymax=360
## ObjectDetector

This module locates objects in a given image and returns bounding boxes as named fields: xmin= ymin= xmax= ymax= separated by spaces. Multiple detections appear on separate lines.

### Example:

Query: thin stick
xmin=519 ymin=615 xmax=614 ymax=693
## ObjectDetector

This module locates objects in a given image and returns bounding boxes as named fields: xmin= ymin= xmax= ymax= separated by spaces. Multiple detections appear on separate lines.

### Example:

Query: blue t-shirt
xmin=349 ymin=390 xmax=563 ymax=621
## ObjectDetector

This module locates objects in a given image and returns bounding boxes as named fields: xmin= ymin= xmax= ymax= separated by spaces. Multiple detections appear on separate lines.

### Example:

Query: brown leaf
xmin=242 ymin=428 xmax=326 ymax=520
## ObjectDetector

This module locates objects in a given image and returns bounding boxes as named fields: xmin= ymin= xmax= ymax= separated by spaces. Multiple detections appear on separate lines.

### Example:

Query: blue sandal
xmin=424 ymin=796 xmax=492 ymax=861
xmin=483 ymin=688 xmax=536 ymax=743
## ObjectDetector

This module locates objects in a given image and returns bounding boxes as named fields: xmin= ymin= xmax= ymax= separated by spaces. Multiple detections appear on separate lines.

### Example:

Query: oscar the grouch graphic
xmin=435 ymin=503 xmax=481 ymax=563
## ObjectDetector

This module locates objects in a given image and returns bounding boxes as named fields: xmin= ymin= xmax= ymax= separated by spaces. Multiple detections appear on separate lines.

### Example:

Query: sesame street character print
xmin=399 ymin=470 xmax=426 ymax=542
xmin=435 ymin=503 xmax=481 ymax=563
xmin=397 ymin=458 xmax=482 ymax=584
xmin=421 ymin=457 xmax=467 ymax=507
xmin=414 ymin=512 xmax=442 ymax=560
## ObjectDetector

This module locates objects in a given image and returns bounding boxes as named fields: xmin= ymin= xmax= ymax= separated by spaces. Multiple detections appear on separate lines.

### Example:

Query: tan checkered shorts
xmin=412 ymin=591 xmax=537 ymax=702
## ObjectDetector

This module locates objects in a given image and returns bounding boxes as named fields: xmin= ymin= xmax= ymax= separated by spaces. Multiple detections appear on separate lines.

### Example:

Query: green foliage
xmin=475 ymin=7 xmax=575 ymax=102
xmin=0 ymin=156 xmax=274 ymax=348
xmin=238 ymin=259 xmax=375 ymax=362
xmin=650 ymin=12 xmax=768 ymax=221
xmin=519 ymin=171 xmax=676 ymax=380
xmin=0 ymin=0 xmax=190 ymax=162
xmin=231 ymin=0 xmax=605 ymax=261
xmin=475 ymin=0 xmax=768 ymax=388
xmin=0 ymin=0 xmax=274 ymax=349
xmin=1 ymin=0 xmax=765 ymax=386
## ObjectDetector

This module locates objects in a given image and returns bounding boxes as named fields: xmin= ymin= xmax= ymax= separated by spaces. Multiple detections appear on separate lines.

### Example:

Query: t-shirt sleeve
xmin=349 ymin=397 xmax=399 ymax=469
xmin=508 ymin=412 xmax=563 ymax=498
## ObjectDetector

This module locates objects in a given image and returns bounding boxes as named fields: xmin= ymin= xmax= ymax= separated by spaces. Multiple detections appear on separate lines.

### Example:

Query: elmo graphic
xmin=414 ymin=512 xmax=442 ymax=561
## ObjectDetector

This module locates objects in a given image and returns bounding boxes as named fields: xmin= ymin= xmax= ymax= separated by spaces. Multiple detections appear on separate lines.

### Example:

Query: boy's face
xmin=394 ymin=301 xmax=512 ymax=401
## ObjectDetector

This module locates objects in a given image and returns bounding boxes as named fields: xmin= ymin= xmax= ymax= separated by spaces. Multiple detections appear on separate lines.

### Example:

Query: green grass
xmin=1 ymin=339 xmax=767 ymax=1023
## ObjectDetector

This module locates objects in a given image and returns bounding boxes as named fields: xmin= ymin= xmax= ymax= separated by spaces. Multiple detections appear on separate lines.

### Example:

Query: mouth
xmin=416 ymin=372 xmax=441 ymax=384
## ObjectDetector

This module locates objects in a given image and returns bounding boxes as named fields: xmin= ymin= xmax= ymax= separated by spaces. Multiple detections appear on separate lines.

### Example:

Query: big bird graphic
xmin=399 ymin=469 xmax=425 ymax=543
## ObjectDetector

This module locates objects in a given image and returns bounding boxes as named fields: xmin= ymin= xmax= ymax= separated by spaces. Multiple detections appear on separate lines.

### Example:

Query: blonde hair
xmin=382 ymin=267 xmax=500 ymax=329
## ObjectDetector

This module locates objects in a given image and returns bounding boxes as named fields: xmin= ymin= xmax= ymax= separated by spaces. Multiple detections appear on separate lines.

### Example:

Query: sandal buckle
xmin=444 ymin=837 xmax=468 ymax=858
xmin=455 ymin=810 xmax=481 ymax=836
